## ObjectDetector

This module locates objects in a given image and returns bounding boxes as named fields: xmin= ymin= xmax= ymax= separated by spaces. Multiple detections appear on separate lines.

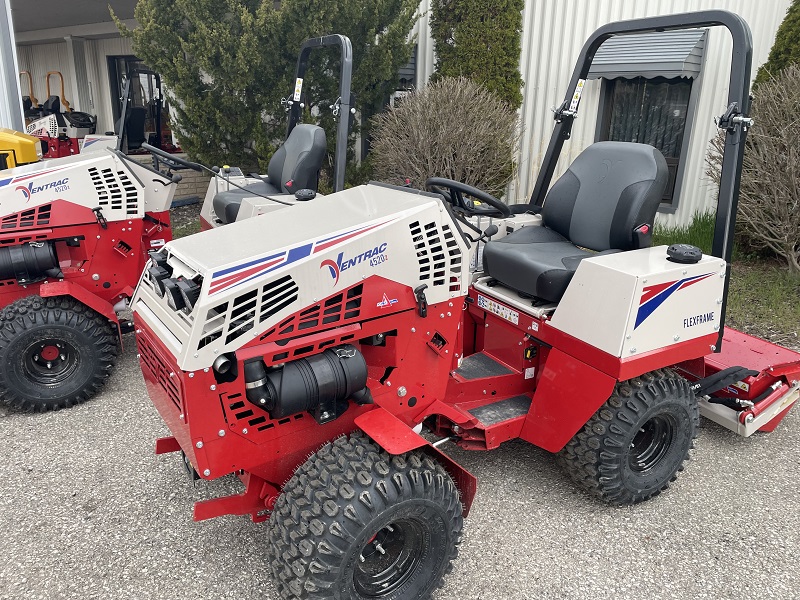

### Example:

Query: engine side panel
xmin=134 ymin=184 xmax=470 ymax=372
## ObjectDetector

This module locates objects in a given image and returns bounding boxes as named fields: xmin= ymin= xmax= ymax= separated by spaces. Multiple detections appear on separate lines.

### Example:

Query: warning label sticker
xmin=477 ymin=294 xmax=519 ymax=325
xmin=568 ymin=79 xmax=586 ymax=112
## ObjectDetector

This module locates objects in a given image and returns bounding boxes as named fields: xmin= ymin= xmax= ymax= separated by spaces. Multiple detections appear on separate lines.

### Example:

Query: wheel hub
xmin=24 ymin=338 xmax=79 ymax=385
xmin=354 ymin=519 xmax=425 ymax=597
xmin=629 ymin=414 xmax=676 ymax=473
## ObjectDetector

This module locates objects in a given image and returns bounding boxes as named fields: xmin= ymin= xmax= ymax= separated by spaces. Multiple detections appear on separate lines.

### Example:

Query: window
xmin=599 ymin=77 xmax=692 ymax=209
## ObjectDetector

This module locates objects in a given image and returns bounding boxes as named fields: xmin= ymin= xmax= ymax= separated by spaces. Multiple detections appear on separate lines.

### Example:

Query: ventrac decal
xmin=0 ymin=166 xmax=71 ymax=197
xmin=208 ymin=219 xmax=394 ymax=296
xmin=635 ymin=273 xmax=714 ymax=329
xmin=321 ymin=242 xmax=388 ymax=285
xmin=16 ymin=178 xmax=70 ymax=201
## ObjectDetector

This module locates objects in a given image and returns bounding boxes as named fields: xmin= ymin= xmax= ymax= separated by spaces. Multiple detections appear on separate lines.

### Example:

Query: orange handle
xmin=19 ymin=71 xmax=38 ymax=107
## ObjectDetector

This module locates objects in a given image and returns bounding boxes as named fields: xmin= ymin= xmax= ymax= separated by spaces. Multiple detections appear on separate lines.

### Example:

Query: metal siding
xmin=84 ymin=37 xmax=136 ymax=135
xmin=518 ymin=0 xmax=791 ymax=225
xmin=15 ymin=41 xmax=74 ymax=108
xmin=416 ymin=0 xmax=790 ymax=225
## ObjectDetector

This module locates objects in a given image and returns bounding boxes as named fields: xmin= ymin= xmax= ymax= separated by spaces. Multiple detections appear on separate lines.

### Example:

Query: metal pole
xmin=0 ymin=0 xmax=25 ymax=131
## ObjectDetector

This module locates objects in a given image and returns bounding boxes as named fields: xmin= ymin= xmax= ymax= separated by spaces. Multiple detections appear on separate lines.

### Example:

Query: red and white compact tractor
xmin=199 ymin=35 xmax=353 ymax=229
xmin=0 ymin=136 xmax=179 ymax=412
xmin=25 ymin=71 xmax=97 ymax=159
xmin=133 ymin=12 xmax=800 ymax=599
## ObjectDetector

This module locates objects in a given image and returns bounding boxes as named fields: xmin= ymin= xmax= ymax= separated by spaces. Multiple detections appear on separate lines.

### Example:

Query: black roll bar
xmin=116 ymin=68 xmax=164 ymax=151
xmin=287 ymin=35 xmax=354 ymax=193
xmin=528 ymin=10 xmax=753 ymax=348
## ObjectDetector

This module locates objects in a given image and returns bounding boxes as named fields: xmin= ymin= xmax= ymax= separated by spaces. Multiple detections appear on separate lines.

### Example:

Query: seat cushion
xmin=482 ymin=226 xmax=606 ymax=303
xmin=212 ymin=181 xmax=282 ymax=224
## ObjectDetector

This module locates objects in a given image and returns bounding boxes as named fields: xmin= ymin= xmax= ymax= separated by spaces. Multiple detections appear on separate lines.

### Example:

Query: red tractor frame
xmin=135 ymin=11 xmax=800 ymax=600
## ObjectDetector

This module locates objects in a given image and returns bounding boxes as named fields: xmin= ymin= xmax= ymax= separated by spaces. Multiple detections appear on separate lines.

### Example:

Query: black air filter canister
xmin=0 ymin=242 xmax=61 ymax=283
xmin=244 ymin=345 xmax=370 ymax=423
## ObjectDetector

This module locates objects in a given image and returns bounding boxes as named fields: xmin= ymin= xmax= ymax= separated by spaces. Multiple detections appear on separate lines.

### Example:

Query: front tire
xmin=559 ymin=369 xmax=698 ymax=505
xmin=268 ymin=432 xmax=463 ymax=599
xmin=0 ymin=296 xmax=118 ymax=412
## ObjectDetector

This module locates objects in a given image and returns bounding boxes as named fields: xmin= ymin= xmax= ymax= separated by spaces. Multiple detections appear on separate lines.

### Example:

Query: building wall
xmin=83 ymin=36 xmax=136 ymax=135
xmin=16 ymin=42 xmax=74 ymax=108
xmin=16 ymin=35 xmax=134 ymax=135
xmin=415 ymin=0 xmax=790 ymax=226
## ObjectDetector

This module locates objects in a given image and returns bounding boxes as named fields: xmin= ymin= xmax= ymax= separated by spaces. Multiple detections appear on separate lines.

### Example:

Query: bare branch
xmin=706 ymin=64 xmax=800 ymax=275
xmin=369 ymin=77 xmax=520 ymax=198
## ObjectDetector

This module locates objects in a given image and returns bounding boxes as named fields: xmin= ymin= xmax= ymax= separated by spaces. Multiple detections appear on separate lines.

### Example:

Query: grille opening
xmin=260 ymin=284 xmax=363 ymax=344
xmin=89 ymin=167 xmax=139 ymax=215
xmin=138 ymin=336 xmax=181 ymax=411
xmin=408 ymin=220 xmax=462 ymax=288
xmin=1 ymin=204 xmax=52 ymax=230
xmin=198 ymin=276 xmax=299 ymax=353
xmin=224 ymin=393 xmax=308 ymax=434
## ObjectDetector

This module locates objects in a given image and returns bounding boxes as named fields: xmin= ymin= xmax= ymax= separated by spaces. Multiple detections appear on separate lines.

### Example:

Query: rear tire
xmin=268 ymin=432 xmax=463 ymax=599
xmin=559 ymin=368 xmax=698 ymax=505
xmin=0 ymin=295 xmax=118 ymax=412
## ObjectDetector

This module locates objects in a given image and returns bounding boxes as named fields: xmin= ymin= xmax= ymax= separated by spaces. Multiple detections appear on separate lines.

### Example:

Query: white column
xmin=64 ymin=35 xmax=92 ymax=113
xmin=0 ymin=0 xmax=24 ymax=130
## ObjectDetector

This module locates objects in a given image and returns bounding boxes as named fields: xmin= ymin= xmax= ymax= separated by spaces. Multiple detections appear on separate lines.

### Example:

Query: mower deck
xmin=678 ymin=328 xmax=800 ymax=436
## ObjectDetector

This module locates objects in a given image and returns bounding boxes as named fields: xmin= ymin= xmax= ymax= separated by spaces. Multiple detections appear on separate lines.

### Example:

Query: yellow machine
xmin=0 ymin=128 xmax=43 ymax=170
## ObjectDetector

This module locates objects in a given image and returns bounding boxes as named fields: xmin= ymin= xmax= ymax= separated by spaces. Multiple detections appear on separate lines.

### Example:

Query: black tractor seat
xmin=213 ymin=124 xmax=326 ymax=224
xmin=482 ymin=141 xmax=668 ymax=303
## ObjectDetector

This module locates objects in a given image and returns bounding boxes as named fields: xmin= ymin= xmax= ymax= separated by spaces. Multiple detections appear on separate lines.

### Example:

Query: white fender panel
xmin=548 ymin=247 xmax=726 ymax=358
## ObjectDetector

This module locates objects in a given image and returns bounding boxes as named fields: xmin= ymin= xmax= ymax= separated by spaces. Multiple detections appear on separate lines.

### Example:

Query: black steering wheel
xmin=425 ymin=177 xmax=511 ymax=218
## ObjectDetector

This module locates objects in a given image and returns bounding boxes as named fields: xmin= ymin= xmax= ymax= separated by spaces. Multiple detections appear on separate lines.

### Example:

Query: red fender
xmin=38 ymin=280 xmax=121 ymax=339
xmin=355 ymin=408 xmax=478 ymax=515
xmin=520 ymin=347 xmax=618 ymax=453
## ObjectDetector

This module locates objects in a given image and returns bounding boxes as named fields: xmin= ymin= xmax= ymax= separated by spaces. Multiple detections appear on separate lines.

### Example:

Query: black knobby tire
xmin=0 ymin=295 xmax=118 ymax=412
xmin=558 ymin=369 xmax=698 ymax=505
xmin=268 ymin=432 xmax=463 ymax=600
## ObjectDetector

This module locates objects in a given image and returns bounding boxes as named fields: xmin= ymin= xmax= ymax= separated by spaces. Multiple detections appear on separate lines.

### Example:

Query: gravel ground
xmin=1 ymin=338 xmax=799 ymax=600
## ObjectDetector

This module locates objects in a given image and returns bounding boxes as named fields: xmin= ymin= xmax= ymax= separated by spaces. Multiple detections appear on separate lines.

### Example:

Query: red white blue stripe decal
xmin=0 ymin=166 xmax=70 ymax=189
xmin=635 ymin=273 xmax=714 ymax=329
xmin=208 ymin=219 xmax=392 ymax=296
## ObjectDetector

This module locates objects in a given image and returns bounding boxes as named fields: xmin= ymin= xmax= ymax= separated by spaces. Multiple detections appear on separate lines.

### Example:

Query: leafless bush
xmin=370 ymin=77 xmax=520 ymax=197
xmin=706 ymin=64 xmax=800 ymax=275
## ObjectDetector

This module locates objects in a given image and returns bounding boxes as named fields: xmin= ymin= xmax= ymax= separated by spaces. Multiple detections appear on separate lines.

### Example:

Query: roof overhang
xmin=588 ymin=29 xmax=707 ymax=80
xmin=10 ymin=0 xmax=137 ymax=44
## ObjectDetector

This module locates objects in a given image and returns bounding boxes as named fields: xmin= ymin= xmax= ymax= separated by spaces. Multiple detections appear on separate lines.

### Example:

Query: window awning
xmin=587 ymin=29 xmax=707 ymax=80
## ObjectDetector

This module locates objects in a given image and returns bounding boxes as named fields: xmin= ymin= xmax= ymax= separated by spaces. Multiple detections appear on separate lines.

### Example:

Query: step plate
xmin=455 ymin=353 xmax=513 ymax=380
xmin=468 ymin=395 xmax=531 ymax=426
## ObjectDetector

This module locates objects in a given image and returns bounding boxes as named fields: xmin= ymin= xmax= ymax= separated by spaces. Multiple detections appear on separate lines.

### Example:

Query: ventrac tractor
xmin=132 ymin=12 xmax=800 ymax=600
xmin=0 ymin=131 xmax=178 ymax=412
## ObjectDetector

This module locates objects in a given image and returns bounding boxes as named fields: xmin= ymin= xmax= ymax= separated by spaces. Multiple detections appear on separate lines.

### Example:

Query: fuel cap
xmin=294 ymin=188 xmax=316 ymax=201
xmin=667 ymin=243 xmax=702 ymax=264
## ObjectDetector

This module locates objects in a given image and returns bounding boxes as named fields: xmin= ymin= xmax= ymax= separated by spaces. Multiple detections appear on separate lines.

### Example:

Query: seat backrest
xmin=125 ymin=107 xmax=148 ymax=149
xmin=267 ymin=124 xmax=327 ymax=193
xmin=42 ymin=96 xmax=61 ymax=115
xmin=542 ymin=141 xmax=668 ymax=252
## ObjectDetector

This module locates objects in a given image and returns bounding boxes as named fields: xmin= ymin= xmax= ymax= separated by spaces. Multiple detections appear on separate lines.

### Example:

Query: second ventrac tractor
xmin=132 ymin=12 xmax=800 ymax=600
